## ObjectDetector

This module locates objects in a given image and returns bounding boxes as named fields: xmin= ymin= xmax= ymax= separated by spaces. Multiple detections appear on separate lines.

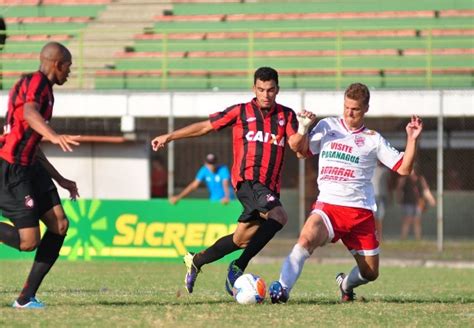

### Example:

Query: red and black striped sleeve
xmin=284 ymin=107 xmax=298 ymax=137
xmin=24 ymin=72 xmax=49 ymax=107
xmin=209 ymin=104 xmax=242 ymax=131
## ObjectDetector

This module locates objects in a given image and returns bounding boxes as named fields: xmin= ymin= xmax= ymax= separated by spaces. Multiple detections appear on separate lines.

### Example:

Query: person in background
xmin=169 ymin=153 xmax=234 ymax=204
xmin=0 ymin=16 xmax=6 ymax=90
xmin=397 ymin=166 xmax=436 ymax=240
xmin=371 ymin=161 xmax=391 ymax=242
xmin=151 ymin=158 xmax=168 ymax=198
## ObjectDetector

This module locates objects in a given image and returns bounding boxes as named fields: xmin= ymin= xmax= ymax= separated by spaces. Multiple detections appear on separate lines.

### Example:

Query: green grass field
xmin=0 ymin=259 xmax=472 ymax=327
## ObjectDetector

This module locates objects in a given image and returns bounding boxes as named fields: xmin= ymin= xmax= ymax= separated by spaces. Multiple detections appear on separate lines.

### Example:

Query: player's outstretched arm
xmin=169 ymin=179 xmax=200 ymax=204
xmin=36 ymin=147 xmax=80 ymax=200
xmin=397 ymin=115 xmax=423 ymax=176
xmin=24 ymin=103 xmax=80 ymax=152
xmin=151 ymin=119 xmax=214 ymax=151
xmin=288 ymin=110 xmax=316 ymax=157
xmin=221 ymin=179 xmax=231 ymax=205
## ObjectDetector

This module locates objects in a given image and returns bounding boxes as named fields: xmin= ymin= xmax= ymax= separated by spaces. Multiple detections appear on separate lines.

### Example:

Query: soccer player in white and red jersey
xmin=269 ymin=82 xmax=423 ymax=303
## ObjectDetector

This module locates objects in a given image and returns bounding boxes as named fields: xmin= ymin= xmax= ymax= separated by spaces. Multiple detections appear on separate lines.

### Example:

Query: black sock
xmin=193 ymin=234 xmax=240 ymax=270
xmin=17 ymin=231 xmax=65 ymax=305
xmin=0 ymin=222 xmax=20 ymax=250
xmin=234 ymin=218 xmax=283 ymax=271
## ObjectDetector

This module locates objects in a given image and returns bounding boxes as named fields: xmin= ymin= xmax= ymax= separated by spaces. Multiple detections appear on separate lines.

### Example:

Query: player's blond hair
xmin=345 ymin=83 xmax=370 ymax=106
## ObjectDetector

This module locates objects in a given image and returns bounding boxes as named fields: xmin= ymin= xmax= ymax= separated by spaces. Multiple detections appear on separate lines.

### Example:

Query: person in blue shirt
xmin=170 ymin=153 xmax=234 ymax=204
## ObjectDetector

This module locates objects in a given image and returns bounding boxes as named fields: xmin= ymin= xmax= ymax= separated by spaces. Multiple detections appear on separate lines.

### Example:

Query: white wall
xmin=1 ymin=89 xmax=473 ymax=119
xmin=0 ymin=89 xmax=472 ymax=200
xmin=42 ymin=142 xmax=150 ymax=200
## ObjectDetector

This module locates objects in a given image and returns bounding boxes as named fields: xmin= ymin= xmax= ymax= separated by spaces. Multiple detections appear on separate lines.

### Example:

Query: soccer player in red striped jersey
xmin=0 ymin=42 xmax=81 ymax=309
xmin=151 ymin=67 xmax=316 ymax=295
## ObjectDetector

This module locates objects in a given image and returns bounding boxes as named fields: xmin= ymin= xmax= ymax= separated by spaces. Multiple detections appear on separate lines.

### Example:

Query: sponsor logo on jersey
xmin=266 ymin=194 xmax=276 ymax=203
xmin=320 ymin=166 xmax=356 ymax=177
xmin=331 ymin=142 xmax=353 ymax=153
xmin=321 ymin=150 xmax=360 ymax=164
xmin=245 ymin=130 xmax=285 ymax=147
xmin=320 ymin=166 xmax=356 ymax=181
xmin=354 ymin=135 xmax=365 ymax=147
xmin=24 ymin=195 xmax=35 ymax=208
xmin=246 ymin=117 xmax=257 ymax=122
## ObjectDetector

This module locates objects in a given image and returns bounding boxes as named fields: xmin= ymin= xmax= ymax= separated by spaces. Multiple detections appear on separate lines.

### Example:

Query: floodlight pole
xmin=298 ymin=90 xmax=306 ymax=232
xmin=168 ymin=92 xmax=175 ymax=198
xmin=436 ymin=90 xmax=444 ymax=252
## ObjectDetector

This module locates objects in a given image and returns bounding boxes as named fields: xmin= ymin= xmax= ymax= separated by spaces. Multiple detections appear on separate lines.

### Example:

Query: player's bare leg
xmin=15 ymin=205 xmax=68 ymax=308
xmin=0 ymin=223 xmax=23 ymax=250
xmin=18 ymin=227 xmax=41 ymax=251
xmin=401 ymin=215 xmax=414 ymax=239
xmin=233 ymin=206 xmax=287 ymax=272
xmin=375 ymin=219 xmax=383 ymax=242
xmin=413 ymin=216 xmax=422 ymax=240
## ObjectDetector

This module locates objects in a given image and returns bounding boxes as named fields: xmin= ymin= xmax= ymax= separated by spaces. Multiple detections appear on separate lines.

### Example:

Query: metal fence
xmin=153 ymin=91 xmax=473 ymax=248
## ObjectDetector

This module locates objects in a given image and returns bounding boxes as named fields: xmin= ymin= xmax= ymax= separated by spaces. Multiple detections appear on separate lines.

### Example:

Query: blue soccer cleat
xmin=225 ymin=260 xmax=243 ymax=296
xmin=12 ymin=297 xmax=45 ymax=309
xmin=336 ymin=272 xmax=355 ymax=302
xmin=184 ymin=252 xmax=200 ymax=293
xmin=269 ymin=281 xmax=289 ymax=304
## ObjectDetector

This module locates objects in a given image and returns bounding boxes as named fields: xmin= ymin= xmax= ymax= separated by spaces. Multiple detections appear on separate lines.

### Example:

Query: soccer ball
xmin=232 ymin=273 xmax=266 ymax=304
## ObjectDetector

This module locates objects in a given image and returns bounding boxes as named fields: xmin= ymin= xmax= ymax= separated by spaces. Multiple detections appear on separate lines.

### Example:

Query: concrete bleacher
xmin=1 ymin=0 xmax=473 ymax=90
xmin=0 ymin=0 xmax=111 ymax=4
xmin=0 ymin=2 xmax=108 ymax=86
xmin=93 ymin=0 xmax=472 ymax=90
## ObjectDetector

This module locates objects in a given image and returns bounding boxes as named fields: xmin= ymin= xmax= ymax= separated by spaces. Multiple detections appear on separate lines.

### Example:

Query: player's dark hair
xmin=254 ymin=67 xmax=279 ymax=86
xmin=345 ymin=83 xmax=370 ymax=106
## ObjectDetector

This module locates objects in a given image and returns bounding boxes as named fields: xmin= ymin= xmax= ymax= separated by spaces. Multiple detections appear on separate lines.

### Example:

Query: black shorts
xmin=236 ymin=181 xmax=282 ymax=222
xmin=0 ymin=159 xmax=60 ymax=229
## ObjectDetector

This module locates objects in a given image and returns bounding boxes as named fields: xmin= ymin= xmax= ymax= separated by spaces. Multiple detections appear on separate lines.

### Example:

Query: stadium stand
xmin=0 ymin=2 xmax=107 ymax=88
xmin=94 ymin=1 xmax=473 ymax=90
xmin=0 ymin=0 xmax=473 ymax=90
xmin=0 ymin=0 xmax=111 ymax=4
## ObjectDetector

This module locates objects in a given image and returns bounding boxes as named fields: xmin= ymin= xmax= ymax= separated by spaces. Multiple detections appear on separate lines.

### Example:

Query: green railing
xmin=0 ymin=27 xmax=473 ymax=91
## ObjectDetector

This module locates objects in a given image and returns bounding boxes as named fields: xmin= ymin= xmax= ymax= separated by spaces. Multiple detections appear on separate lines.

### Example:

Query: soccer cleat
xmin=184 ymin=252 xmax=200 ymax=294
xmin=225 ymin=260 xmax=243 ymax=296
xmin=336 ymin=272 xmax=356 ymax=302
xmin=12 ymin=297 xmax=45 ymax=309
xmin=269 ymin=281 xmax=289 ymax=304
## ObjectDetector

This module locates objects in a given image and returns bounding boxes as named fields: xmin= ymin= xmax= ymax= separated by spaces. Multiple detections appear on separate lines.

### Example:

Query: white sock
xmin=279 ymin=243 xmax=310 ymax=292
xmin=342 ymin=266 xmax=369 ymax=292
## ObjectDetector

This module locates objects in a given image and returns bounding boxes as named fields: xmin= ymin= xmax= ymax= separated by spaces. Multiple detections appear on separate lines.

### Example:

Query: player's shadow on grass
xmin=94 ymin=299 xmax=237 ymax=306
xmin=378 ymin=297 xmax=474 ymax=304
xmin=291 ymin=297 xmax=474 ymax=305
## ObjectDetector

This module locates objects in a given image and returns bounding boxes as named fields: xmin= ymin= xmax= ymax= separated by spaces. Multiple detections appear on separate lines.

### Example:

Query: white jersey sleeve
xmin=308 ymin=119 xmax=331 ymax=155
xmin=377 ymin=135 xmax=404 ymax=171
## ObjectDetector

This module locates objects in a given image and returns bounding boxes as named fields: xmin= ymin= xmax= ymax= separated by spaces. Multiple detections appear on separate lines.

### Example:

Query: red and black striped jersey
xmin=0 ymin=71 xmax=54 ymax=166
xmin=210 ymin=98 xmax=298 ymax=193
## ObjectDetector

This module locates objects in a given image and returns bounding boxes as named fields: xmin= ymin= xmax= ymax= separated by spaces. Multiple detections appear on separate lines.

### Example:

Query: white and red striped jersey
xmin=309 ymin=116 xmax=403 ymax=211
